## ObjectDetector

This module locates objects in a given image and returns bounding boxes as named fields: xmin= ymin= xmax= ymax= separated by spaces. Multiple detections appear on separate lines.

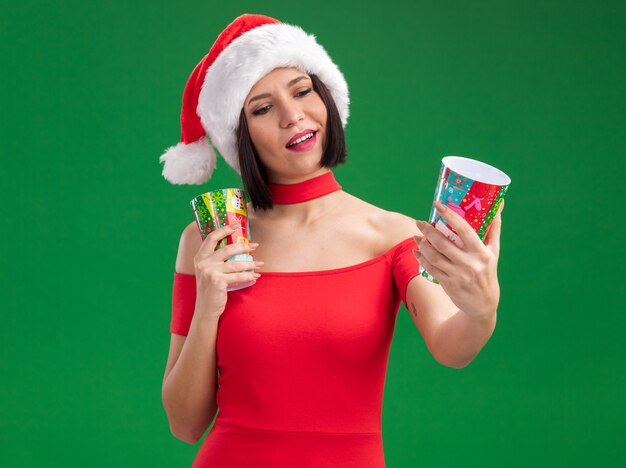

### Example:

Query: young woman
xmin=159 ymin=14 xmax=503 ymax=468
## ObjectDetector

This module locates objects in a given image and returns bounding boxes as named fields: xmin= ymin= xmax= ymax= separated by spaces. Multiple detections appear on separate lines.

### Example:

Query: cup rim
xmin=190 ymin=188 xmax=247 ymax=202
xmin=442 ymin=156 xmax=511 ymax=185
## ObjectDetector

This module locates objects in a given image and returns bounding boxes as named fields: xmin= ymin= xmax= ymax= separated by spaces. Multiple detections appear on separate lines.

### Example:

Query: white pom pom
xmin=159 ymin=138 xmax=217 ymax=185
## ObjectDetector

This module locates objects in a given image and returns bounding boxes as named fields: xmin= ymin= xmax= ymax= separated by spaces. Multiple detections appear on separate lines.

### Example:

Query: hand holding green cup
xmin=190 ymin=188 xmax=256 ymax=291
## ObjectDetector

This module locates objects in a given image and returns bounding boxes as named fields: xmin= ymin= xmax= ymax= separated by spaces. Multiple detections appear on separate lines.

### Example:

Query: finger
xmin=415 ymin=221 xmax=466 ymax=265
xmin=213 ymin=240 xmax=258 ymax=263
xmin=413 ymin=249 xmax=448 ymax=283
xmin=198 ymin=223 xmax=241 ymax=255
xmin=432 ymin=201 xmax=483 ymax=252
xmin=414 ymin=235 xmax=455 ymax=277
xmin=226 ymin=270 xmax=261 ymax=285
xmin=484 ymin=200 xmax=503 ymax=256
xmin=222 ymin=260 xmax=264 ymax=273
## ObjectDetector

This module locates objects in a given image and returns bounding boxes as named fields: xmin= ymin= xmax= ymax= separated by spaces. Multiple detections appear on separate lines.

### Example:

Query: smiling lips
xmin=286 ymin=130 xmax=317 ymax=152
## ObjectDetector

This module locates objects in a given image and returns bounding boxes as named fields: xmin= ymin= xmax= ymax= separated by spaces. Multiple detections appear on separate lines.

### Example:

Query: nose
xmin=279 ymin=100 xmax=305 ymax=128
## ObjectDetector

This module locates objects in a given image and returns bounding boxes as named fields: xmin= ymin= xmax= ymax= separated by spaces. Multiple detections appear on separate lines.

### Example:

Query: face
xmin=243 ymin=67 xmax=328 ymax=183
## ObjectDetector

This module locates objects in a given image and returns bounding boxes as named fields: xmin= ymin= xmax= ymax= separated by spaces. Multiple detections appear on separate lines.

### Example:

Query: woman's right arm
xmin=162 ymin=315 xmax=220 ymax=444
xmin=161 ymin=221 xmax=262 ymax=444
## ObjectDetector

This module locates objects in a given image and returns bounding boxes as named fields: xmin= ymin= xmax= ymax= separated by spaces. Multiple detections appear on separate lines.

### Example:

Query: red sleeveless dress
xmin=169 ymin=236 xmax=420 ymax=467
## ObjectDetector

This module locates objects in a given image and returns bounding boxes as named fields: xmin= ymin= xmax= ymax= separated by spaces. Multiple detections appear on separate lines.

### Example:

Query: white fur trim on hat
xmin=159 ymin=137 xmax=216 ymax=185
xmin=198 ymin=22 xmax=350 ymax=175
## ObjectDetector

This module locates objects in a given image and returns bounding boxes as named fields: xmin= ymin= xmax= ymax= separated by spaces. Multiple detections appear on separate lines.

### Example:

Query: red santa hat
xmin=159 ymin=13 xmax=350 ymax=185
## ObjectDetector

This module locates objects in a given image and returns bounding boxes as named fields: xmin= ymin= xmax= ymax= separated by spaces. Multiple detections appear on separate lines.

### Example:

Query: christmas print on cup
xmin=420 ymin=156 xmax=511 ymax=284
xmin=190 ymin=188 xmax=255 ymax=291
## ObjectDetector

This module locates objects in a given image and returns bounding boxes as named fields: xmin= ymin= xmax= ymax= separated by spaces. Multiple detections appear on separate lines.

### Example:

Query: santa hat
xmin=159 ymin=13 xmax=350 ymax=185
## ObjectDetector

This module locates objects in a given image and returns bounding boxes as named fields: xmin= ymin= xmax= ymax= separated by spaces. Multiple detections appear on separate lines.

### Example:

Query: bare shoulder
xmin=342 ymin=194 xmax=422 ymax=252
xmin=371 ymin=208 xmax=422 ymax=249
xmin=174 ymin=221 xmax=202 ymax=275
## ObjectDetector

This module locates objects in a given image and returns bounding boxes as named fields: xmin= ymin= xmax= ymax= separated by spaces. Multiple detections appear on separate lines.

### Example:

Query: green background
xmin=2 ymin=0 xmax=624 ymax=466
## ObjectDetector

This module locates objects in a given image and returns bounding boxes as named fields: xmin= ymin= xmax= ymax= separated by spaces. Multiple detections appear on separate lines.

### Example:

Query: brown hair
xmin=236 ymin=73 xmax=347 ymax=211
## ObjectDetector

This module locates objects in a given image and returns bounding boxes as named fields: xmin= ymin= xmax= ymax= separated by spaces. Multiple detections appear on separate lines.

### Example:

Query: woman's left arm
xmin=407 ymin=200 xmax=504 ymax=368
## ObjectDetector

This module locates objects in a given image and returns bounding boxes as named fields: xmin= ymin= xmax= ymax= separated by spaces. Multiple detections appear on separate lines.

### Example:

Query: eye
xmin=251 ymin=88 xmax=312 ymax=116
xmin=296 ymin=88 xmax=312 ymax=97
xmin=252 ymin=105 xmax=271 ymax=116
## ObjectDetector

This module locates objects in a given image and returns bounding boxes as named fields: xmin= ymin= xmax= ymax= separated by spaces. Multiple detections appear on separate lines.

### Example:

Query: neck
xmin=264 ymin=170 xmax=344 ymax=224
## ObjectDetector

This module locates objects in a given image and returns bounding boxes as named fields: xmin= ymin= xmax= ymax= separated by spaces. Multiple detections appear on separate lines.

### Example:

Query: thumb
xmin=484 ymin=200 xmax=504 ymax=255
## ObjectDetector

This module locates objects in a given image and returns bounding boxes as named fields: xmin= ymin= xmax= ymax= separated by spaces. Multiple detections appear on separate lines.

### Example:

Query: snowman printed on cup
xmin=229 ymin=189 xmax=249 ymax=243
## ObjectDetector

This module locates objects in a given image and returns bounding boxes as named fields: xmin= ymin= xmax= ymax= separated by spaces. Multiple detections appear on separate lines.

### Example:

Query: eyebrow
xmin=247 ymin=76 xmax=310 ymax=107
